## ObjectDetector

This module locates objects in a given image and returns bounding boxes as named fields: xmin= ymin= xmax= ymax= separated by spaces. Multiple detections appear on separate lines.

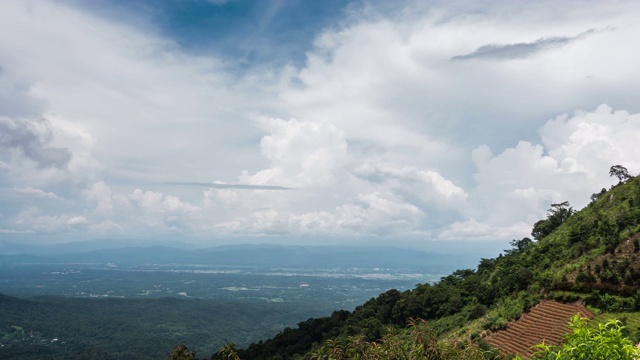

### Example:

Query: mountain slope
xmin=229 ymin=174 xmax=640 ymax=359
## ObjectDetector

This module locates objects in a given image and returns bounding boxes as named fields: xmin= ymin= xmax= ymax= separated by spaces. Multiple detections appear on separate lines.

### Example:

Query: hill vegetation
xmin=202 ymin=168 xmax=640 ymax=359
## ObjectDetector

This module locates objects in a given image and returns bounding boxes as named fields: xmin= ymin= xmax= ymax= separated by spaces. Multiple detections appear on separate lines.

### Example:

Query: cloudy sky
xmin=1 ymin=0 xmax=639 ymax=250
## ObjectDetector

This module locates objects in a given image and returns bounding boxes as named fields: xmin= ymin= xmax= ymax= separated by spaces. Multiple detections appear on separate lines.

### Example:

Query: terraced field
xmin=484 ymin=300 xmax=595 ymax=359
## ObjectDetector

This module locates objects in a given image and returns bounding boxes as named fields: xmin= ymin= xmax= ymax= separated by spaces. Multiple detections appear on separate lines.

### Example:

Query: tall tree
xmin=610 ymin=165 xmax=631 ymax=183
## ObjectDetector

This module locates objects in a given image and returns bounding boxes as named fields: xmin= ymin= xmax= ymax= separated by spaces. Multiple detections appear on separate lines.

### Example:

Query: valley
xmin=0 ymin=245 xmax=460 ymax=359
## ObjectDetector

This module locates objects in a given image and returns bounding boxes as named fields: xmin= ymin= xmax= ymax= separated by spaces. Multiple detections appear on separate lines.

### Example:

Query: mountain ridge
xmin=0 ymin=244 xmax=483 ymax=271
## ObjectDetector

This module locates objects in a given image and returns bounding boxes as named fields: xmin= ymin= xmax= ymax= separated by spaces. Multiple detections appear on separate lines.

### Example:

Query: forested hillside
xmin=206 ymin=169 xmax=640 ymax=359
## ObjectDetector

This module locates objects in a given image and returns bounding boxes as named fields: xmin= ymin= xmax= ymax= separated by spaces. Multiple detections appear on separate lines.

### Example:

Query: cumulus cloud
xmin=240 ymin=117 xmax=350 ymax=188
xmin=202 ymin=115 xmax=467 ymax=238
xmin=287 ymin=191 xmax=425 ymax=237
xmin=439 ymin=105 xmax=640 ymax=241
xmin=14 ymin=207 xmax=82 ymax=233
xmin=0 ymin=117 xmax=71 ymax=168
xmin=129 ymin=189 xmax=200 ymax=214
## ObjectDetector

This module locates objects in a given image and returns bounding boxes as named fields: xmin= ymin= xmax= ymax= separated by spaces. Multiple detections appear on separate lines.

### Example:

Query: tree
xmin=212 ymin=343 xmax=240 ymax=360
xmin=524 ymin=316 xmax=639 ymax=360
xmin=610 ymin=165 xmax=631 ymax=184
xmin=532 ymin=202 xmax=574 ymax=240
xmin=168 ymin=344 xmax=196 ymax=360
xmin=590 ymin=188 xmax=607 ymax=203
xmin=508 ymin=237 xmax=533 ymax=254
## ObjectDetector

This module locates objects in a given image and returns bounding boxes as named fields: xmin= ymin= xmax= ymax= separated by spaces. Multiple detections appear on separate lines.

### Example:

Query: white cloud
xmin=10 ymin=187 xmax=63 ymax=201
xmin=541 ymin=105 xmax=640 ymax=175
xmin=442 ymin=104 xmax=640 ymax=241
xmin=240 ymin=117 xmax=350 ymax=188
xmin=67 ymin=216 xmax=88 ymax=226
xmin=129 ymin=189 xmax=200 ymax=215
xmin=0 ymin=1 xmax=263 ymax=185
xmin=83 ymin=181 xmax=115 ymax=216
xmin=0 ymin=228 xmax=35 ymax=234
xmin=439 ymin=219 xmax=532 ymax=242
xmin=282 ymin=1 xmax=640 ymax=154
xmin=14 ymin=207 xmax=81 ymax=233
xmin=1 ymin=1 xmax=640 ymax=246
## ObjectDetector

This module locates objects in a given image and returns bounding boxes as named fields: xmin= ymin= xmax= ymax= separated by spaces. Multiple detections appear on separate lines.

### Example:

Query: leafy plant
xmin=524 ymin=316 xmax=639 ymax=360
xmin=309 ymin=318 xmax=495 ymax=360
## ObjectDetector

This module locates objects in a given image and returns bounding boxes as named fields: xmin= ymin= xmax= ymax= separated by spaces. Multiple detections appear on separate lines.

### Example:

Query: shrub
xmin=524 ymin=316 xmax=639 ymax=360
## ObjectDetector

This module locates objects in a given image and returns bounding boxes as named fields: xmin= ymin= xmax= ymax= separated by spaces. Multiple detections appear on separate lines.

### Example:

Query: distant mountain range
xmin=0 ymin=242 xmax=485 ymax=272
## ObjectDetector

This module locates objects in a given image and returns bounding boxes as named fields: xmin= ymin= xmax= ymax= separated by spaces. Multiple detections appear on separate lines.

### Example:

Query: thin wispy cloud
xmin=451 ymin=29 xmax=597 ymax=61
xmin=163 ymin=182 xmax=292 ymax=190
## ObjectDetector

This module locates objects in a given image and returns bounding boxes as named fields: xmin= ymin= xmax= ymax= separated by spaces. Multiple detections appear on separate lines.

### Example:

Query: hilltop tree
xmin=531 ymin=201 xmax=574 ymax=240
xmin=508 ymin=237 xmax=534 ymax=254
xmin=610 ymin=165 xmax=631 ymax=183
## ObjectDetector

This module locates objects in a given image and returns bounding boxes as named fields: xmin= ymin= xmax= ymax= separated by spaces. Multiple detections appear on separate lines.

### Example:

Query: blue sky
xmin=75 ymin=0 xmax=356 ymax=69
xmin=1 ymin=0 xmax=640 ymax=250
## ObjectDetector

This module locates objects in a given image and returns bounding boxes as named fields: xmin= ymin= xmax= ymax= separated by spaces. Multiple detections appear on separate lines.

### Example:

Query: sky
xmin=1 ymin=0 xmax=640 ymax=250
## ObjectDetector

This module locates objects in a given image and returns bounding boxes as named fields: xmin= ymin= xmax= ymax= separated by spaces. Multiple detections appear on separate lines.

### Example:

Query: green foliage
xmin=309 ymin=319 xmax=497 ymax=360
xmin=532 ymin=201 xmax=575 ymax=241
xmin=168 ymin=344 xmax=196 ymax=360
xmin=525 ymin=316 xmax=639 ymax=360
xmin=585 ymin=292 xmax=636 ymax=313
xmin=467 ymin=304 xmax=487 ymax=321
xmin=481 ymin=292 xmax=539 ymax=333
xmin=590 ymin=187 xmax=607 ymax=203
xmin=236 ymin=310 xmax=351 ymax=360
xmin=212 ymin=343 xmax=241 ymax=360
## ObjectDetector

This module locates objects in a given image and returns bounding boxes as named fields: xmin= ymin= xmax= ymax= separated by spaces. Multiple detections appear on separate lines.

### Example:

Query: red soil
xmin=483 ymin=300 xmax=595 ymax=359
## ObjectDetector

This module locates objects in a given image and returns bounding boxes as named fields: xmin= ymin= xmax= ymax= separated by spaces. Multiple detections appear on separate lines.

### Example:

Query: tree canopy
xmin=531 ymin=201 xmax=574 ymax=240
xmin=610 ymin=165 xmax=631 ymax=183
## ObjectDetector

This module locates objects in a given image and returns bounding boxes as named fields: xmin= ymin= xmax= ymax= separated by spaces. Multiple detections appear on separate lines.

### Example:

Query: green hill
xmin=215 ymin=172 xmax=640 ymax=359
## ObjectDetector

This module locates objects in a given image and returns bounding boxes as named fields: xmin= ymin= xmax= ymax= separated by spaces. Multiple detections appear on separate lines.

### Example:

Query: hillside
xmin=214 ymin=172 xmax=640 ymax=359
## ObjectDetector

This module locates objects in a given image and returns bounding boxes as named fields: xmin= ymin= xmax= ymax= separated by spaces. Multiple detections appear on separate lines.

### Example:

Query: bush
xmin=467 ymin=304 xmax=487 ymax=321
xmin=525 ymin=316 xmax=639 ymax=360
xmin=482 ymin=316 xmax=508 ymax=332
